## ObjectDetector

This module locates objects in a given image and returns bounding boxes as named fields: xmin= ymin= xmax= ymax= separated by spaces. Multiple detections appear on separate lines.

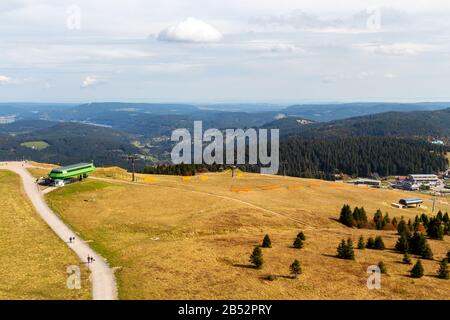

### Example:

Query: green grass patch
xmin=20 ymin=141 xmax=50 ymax=150
xmin=49 ymin=180 xmax=111 ymax=197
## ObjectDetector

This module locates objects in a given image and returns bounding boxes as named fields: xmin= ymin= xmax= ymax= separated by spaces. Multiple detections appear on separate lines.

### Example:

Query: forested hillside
xmin=279 ymin=137 xmax=448 ymax=179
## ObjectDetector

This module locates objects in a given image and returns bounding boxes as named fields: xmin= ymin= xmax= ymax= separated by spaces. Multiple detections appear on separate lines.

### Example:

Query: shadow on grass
xmin=233 ymin=263 xmax=257 ymax=269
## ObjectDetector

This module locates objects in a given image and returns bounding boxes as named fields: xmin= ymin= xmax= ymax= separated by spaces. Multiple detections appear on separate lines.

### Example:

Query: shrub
xmin=290 ymin=259 xmax=302 ymax=278
xmin=410 ymin=260 xmax=424 ymax=278
xmin=403 ymin=253 xmax=412 ymax=264
xmin=249 ymin=247 xmax=263 ymax=269
xmin=261 ymin=234 xmax=272 ymax=248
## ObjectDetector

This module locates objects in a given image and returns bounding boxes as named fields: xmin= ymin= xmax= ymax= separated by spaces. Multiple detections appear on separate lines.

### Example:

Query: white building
xmin=407 ymin=174 xmax=439 ymax=186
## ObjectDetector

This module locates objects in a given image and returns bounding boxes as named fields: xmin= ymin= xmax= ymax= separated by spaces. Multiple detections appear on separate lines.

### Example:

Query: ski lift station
xmin=48 ymin=163 xmax=96 ymax=187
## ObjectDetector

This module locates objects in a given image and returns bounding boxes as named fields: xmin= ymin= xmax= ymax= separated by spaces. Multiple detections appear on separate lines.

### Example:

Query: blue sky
xmin=1 ymin=0 xmax=450 ymax=103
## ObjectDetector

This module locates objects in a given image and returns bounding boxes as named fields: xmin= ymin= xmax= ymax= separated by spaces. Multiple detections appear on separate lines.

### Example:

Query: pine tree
xmin=437 ymin=259 xmax=449 ymax=280
xmin=290 ymin=259 xmax=302 ymax=278
xmin=421 ymin=244 xmax=434 ymax=260
xmin=374 ymin=236 xmax=385 ymax=250
xmin=357 ymin=236 xmax=365 ymax=249
xmin=293 ymin=236 xmax=303 ymax=249
xmin=437 ymin=210 xmax=443 ymax=222
xmin=337 ymin=239 xmax=347 ymax=259
xmin=261 ymin=234 xmax=272 ymax=248
xmin=411 ymin=260 xmax=424 ymax=278
xmin=378 ymin=261 xmax=387 ymax=274
xmin=366 ymin=237 xmax=375 ymax=249
xmin=297 ymin=231 xmax=306 ymax=241
xmin=374 ymin=209 xmax=385 ymax=230
xmin=249 ymin=247 xmax=263 ymax=269
xmin=392 ymin=217 xmax=398 ymax=227
xmin=339 ymin=204 xmax=353 ymax=227
xmin=426 ymin=217 xmax=444 ymax=240
xmin=421 ymin=213 xmax=429 ymax=227
xmin=447 ymin=250 xmax=450 ymax=261
xmin=397 ymin=219 xmax=408 ymax=235
xmin=403 ymin=253 xmax=412 ymax=264
xmin=443 ymin=212 xmax=449 ymax=223
xmin=395 ymin=233 xmax=410 ymax=253
xmin=346 ymin=238 xmax=355 ymax=260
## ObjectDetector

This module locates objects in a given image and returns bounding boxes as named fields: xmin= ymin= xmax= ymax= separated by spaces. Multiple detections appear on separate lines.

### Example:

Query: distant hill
xmin=0 ymin=122 xmax=141 ymax=167
xmin=283 ymin=102 xmax=450 ymax=122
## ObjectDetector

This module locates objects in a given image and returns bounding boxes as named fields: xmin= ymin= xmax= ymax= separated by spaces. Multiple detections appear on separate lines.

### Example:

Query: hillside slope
xmin=45 ymin=168 xmax=450 ymax=300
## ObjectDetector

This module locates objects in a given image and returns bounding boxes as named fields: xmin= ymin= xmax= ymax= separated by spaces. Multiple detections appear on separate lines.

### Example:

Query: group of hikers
xmin=68 ymin=236 xmax=96 ymax=264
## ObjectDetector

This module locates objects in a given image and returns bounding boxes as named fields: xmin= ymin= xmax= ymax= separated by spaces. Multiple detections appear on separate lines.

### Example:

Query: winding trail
xmin=1 ymin=162 xmax=117 ymax=300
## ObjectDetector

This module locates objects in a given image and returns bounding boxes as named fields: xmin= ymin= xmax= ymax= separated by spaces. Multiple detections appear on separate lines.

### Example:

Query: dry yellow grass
xmin=44 ymin=169 xmax=450 ymax=300
xmin=0 ymin=170 xmax=91 ymax=300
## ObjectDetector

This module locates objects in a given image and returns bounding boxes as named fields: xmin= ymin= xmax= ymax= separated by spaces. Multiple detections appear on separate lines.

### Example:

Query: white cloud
xmin=157 ymin=17 xmax=223 ymax=43
xmin=356 ymin=42 xmax=435 ymax=56
xmin=81 ymin=76 xmax=103 ymax=88
xmin=384 ymin=72 xmax=397 ymax=79
xmin=0 ymin=75 xmax=13 ymax=85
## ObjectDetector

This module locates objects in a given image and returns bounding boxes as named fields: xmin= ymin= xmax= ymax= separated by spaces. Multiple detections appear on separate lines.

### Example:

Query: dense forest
xmin=278 ymin=137 xmax=448 ymax=179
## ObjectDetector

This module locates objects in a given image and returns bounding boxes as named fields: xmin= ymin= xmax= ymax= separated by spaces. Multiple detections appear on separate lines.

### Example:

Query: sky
xmin=1 ymin=0 xmax=450 ymax=103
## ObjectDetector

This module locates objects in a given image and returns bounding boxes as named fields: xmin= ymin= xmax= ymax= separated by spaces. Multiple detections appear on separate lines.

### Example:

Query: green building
xmin=48 ymin=163 xmax=96 ymax=180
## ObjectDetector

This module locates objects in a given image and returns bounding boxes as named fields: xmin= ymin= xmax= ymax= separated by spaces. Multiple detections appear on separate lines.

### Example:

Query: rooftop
xmin=51 ymin=163 xmax=93 ymax=172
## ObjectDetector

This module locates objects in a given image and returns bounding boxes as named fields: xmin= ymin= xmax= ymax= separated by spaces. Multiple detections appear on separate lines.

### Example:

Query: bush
xmin=249 ymin=247 xmax=263 ymax=269
xmin=293 ymin=236 xmax=303 ymax=249
xmin=290 ymin=259 xmax=302 ymax=278
xmin=410 ymin=260 xmax=424 ymax=278
xmin=261 ymin=234 xmax=272 ymax=248
xmin=403 ymin=253 xmax=412 ymax=264
xmin=437 ymin=259 xmax=449 ymax=280
xmin=378 ymin=261 xmax=387 ymax=274
xmin=374 ymin=236 xmax=385 ymax=250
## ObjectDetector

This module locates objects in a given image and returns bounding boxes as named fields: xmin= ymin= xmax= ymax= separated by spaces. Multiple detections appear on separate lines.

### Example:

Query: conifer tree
xmin=249 ymin=247 xmax=263 ymax=269
xmin=261 ymin=234 xmax=272 ymax=248
xmin=410 ymin=260 xmax=424 ymax=278
xmin=366 ymin=237 xmax=375 ymax=249
xmin=374 ymin=236 xmax=385 ymax=250
xmin=346 ymin=238 xmax=355 ymax=260
xmin=395 ymin=233 xmax=410 ymax=253
xmin=290 ymin=259 xmax=302 ymax=278
xmin=397 ymin=219 xmax=408 ymax=235
xmin=437 ymin=258 xmax=449 ymax=280
xmin=297 ymin=231 xmax=306 ymax=241
xmin=339 ymin=204 xmax=353 ymax=227
xmin=357 ymin=236 xmax=365 ymax=249
xmin=293 ymin=236 xmax=303 ymax=249
xmin=378 ymin=261 xmax=387 ymax=274
xmin=392 ymin=217 xmax=398 ymax=227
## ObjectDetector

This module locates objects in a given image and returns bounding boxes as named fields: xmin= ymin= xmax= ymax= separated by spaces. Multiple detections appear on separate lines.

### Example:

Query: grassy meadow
xmin=44 ymin=168 xmax=450 ymax=300
xmin=0 ymin=170 xmax=91 ymax=300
